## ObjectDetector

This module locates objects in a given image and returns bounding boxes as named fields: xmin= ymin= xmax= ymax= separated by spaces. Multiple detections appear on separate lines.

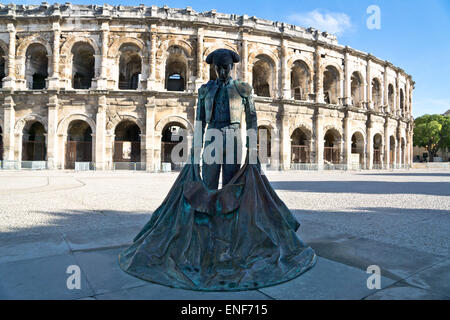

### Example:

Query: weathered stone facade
xmin=0 ymin=3 xmax=414 ymax=171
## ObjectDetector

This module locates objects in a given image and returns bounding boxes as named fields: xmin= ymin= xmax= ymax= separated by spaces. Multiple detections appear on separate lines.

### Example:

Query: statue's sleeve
xmin=244 ymin=91 xmax=257 ymax=131
xmin=193 ymin=86 xmax=207 ymax=159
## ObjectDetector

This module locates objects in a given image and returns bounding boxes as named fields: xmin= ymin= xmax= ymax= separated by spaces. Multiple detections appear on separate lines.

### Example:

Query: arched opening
xmin=118 ymin=44 xmax=142 ymax=90
xmin=372 ymin=78 xmax=382 ymax=110
xmin=389 ymin=136 xmax=396 ymax=168
xmin=400 ymin=88 xmax=405 ymax=115
xmin=388 ymin=84 xmax=394 ymax=111
xmin=350 ymin=72 xmax=363 ymax=107
xmin=351 ymin=132 xmax=365 ymax=166
xmin=114 ymin=120 xmax=141 ymax=164
xmin=291 ymin=128 xmax=310 ymax=163
xmin=22 ymin=121 xmax=46 ymax=161
xmin=161 ymin=122 xmax=186 ymax=170
xmin=252 ymin=55 xmax=274 ymax=97
xmin=26 ymin=43 xmax=48 ymax=90
xmin=65 ymin=120 xmax=93 ymax=169
xmin=72 ymin=42 xmax=95 ymax=89
xmin=257 ymin=126 xmax=271 ymax=164
xmin=323 ymin=66 xmax=340 ymax=104
xmin=291 ymin=60 xmax=309 ymax=100
xmin=324 ymin=129 xmax=341 ymax=164
xmin=373 ymin=133 xmax=383 ymax=168
xmin=165 ymin=46 xmax=188 ymax=91
xmin=0 ymin=126 xmax=3 ymax=161
xmin=0 ymin=47 xmax=5 ymax=88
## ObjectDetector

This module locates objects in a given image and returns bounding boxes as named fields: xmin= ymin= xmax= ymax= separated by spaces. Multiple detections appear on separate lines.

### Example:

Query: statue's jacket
xmin=194 ymin=79 xmax=257 ymax=147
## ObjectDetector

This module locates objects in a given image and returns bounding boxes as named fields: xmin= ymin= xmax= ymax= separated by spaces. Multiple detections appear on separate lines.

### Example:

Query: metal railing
xmin=0 ymin=160 xmax=48 ymax=170
xmin=74 ymin=162 xmax=96 ymax=171
xmin=290 ymin=163 xmax=319 ymax=171
xmin=0 ymin=160 xmax=21 ymax=170
xmin=113 ymin=162 xmax=146 ymax=171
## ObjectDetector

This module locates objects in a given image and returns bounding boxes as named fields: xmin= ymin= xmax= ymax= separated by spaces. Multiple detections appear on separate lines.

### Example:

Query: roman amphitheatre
xmin=0 ymin=3 xmax=414 ymax=171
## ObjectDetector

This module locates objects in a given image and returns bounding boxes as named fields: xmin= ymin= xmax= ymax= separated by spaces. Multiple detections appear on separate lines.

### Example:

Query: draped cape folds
xmin=118 ymin=157 xmax=317 ymax=291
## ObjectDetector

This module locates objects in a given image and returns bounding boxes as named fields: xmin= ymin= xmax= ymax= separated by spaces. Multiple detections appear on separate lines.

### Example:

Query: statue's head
xmin=206 ymin=49 xmax=240 ymax=81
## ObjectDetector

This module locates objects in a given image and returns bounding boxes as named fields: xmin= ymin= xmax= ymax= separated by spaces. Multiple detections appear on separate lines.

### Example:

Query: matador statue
xmin=119 ymin=49 xmax=316 ymax=291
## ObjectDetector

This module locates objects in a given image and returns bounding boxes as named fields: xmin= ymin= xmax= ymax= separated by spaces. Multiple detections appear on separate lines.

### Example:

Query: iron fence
xmin=113 ymin=162 xmax=146 ymax=171
xmin=74 ymin=162 xmax=96 ymax=171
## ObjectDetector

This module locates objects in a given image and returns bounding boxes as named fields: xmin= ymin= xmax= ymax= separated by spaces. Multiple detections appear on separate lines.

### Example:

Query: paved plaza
xmin=0 ymin=168 xmax=449 ymax=300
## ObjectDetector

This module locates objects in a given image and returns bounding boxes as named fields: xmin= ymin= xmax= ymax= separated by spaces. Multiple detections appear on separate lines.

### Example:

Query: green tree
xmin=413 ymin=114 xmax=450 ymax=160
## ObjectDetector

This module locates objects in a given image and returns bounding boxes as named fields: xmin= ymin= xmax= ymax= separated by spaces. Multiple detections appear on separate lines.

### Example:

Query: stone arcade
xmin=0 ymin=3 xmax=414 ymax=171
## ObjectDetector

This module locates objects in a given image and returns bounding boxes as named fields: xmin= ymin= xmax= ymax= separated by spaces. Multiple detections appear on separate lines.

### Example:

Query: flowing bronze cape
xmin=118 ymin=158 xmax=317 ymax=291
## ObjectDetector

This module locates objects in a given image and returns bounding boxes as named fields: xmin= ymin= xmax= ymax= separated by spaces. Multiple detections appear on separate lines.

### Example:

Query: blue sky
xmin=17 ymin=0 xmax=450 ymax=118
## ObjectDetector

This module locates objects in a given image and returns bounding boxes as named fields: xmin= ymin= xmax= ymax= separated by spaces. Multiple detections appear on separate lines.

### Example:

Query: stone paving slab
xmin=259 ymin=256 xmax=396 ymax=300
xmin=364 ymin=283 xmax=449 ymax=300
xmin=306 ymin=236 xmax=446 ymax=281
xmin=0 ymin=253 xmax=94 ymax=300
xmin=96 ymin=283 xmax=271 ymax=300
xmin=65 ymin=224 xmax=140 ymax=252
xmin=0 ymin=232 xmax=70 ymax=264
xmin=403 ymin=259 xmax=450 ymax=297
xmin=73 ymin=247 xmax=150 ymax=295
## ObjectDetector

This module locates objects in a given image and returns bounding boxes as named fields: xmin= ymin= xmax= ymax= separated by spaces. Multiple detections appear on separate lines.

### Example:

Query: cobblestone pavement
xmin=0 ymin=169 xmax=449 ymax=299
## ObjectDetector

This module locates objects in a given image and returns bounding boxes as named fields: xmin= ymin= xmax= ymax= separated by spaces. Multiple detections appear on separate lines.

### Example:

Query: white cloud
xmin=288 ymin=9 xmax=352 ymax=35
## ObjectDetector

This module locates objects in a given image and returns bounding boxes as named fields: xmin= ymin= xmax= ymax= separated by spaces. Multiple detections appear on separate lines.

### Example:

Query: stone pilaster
xmin=366 ymin=118 xmax=373 ymax=169
xmin=240 ymin=37 xmax=248 ymax=83
xmin=46 ymin=94 xmax=59 ymax=169
xmin=344 ymin=113 xmax=352 ymax=167
xmin=384 ymin=118 xmax=389 ymax=169
xmin=280 ymin=39 xmax=290 ymax=99
xmin=383 ymin=64 xmax=389 ymax=111
xmin=395 ymin=74 xmax=400 ymax=116
xmin=2 ymin=23 xmax=16 ymax=89
xmin=314 ymin=44 xmax=324 ymax=103
xmin=194 ymin=28 xmax=204 ymax=90
xmin=47 ymin=21 xmax=60 ymax=89
xmin=314 ymin=111 xmax=324 ymax=169
xmin=409 ymin=129 xmax=414 ymax=166
xmin=95 ymin=95 xmax=107 ymax=170
xmin=279 ymin=105 xmax=290 ymax=170
xmin=2 ymin=95 xmax=15 ymax=162
xmin=343 ymin=49 xmax=352 ymax=105
xmin=392 ymin=138 xmax=397 ymax=168
xmin=145 ymin=96 xmax=157 ymax=172
xmin=366 ymin=58 xmax=372 ymax=109
xmin=147 ymin=25 xmax=157 ymax=90
xmin=405 ymin=80 xmax=410 ymax=118
xmin=95 ymin=21 xmax=109 ymax=90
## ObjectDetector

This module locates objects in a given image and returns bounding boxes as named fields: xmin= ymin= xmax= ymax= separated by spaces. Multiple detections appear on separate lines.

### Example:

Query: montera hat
xmin=206 ymin=48 xmax=240 ymax=66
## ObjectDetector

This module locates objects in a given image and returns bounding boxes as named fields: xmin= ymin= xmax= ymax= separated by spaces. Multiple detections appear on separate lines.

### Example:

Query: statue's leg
xmin=202 ymin=137 xmax=221 ymax=190
xmin=222 ymin=126 xmax=241 ymax=186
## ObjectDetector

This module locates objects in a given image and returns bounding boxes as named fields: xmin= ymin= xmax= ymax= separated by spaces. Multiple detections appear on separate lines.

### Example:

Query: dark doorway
xmin=114 ymin=120 xmax=141 ymax=163
xmin=324 ymin=129 xmax=341 ymax=164
xmin=161 ymin=123 xmax=186 ymax=170
xmin=291 ymin=128 xmax=310 ymax=163
xmin=22 ymin=121 xmax=46 ymax=161
xmin=65 ymin=120 xmax=93 ymax=169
